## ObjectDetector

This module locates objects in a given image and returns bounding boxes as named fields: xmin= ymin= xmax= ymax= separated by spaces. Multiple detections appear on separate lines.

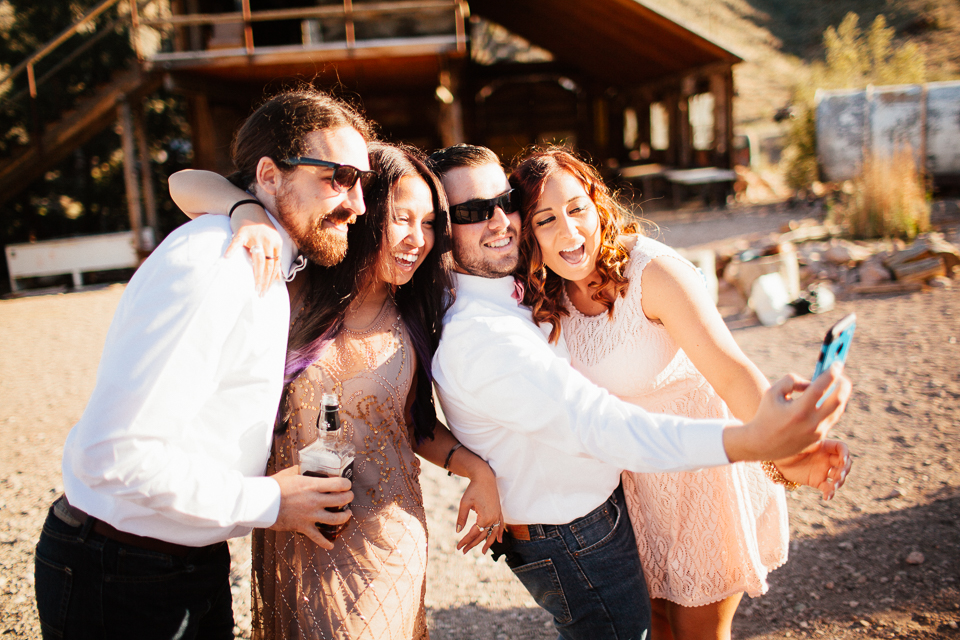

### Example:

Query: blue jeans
xmin=33 ymin=502 xmax=234 ymax=640
xmin=492 ymin=485 xmax=649 ymax=640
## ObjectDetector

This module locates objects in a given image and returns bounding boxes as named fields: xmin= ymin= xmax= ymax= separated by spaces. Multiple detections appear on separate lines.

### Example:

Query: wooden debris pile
xmin=718 ymin=220 xmax=959 ymax=314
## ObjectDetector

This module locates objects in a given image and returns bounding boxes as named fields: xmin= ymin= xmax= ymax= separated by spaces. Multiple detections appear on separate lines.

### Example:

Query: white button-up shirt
xmin=62 ymin=213 xmax=295 ymax=546
xmin=433 ymin=273 xmax=732 ymax=526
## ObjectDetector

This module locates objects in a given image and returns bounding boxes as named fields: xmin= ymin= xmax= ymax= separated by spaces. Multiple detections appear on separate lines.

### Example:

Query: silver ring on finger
xmin=250 ymin=245 xmax=265 ymax=255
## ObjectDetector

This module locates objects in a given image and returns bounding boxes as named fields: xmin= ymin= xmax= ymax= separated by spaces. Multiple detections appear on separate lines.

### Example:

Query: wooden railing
xmin=0 ymin=0 xmax=468 ymax=134
xmin=140 ymin=0 xmax=469 ymax=63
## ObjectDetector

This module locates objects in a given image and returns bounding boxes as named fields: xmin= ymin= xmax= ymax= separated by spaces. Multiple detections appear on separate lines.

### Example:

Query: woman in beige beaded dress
xmin=170 ymin=142 xmax=503 ymax=640
xmin=511 ymin=148 xmax=852 ymax=640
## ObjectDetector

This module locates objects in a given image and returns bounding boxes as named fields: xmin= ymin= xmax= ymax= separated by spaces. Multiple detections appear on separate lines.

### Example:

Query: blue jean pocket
xmin=569 ymin=498 xmax=620 ymax=556
xmin=34 ymin=550 xmax=73 ymax=638
xmin=507 ymin=557 xmax=572 ymax=625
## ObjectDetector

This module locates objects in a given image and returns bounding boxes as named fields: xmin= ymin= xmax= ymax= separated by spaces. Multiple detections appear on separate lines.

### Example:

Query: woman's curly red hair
xmin=512 ymin=147 xmax=641 ymax=344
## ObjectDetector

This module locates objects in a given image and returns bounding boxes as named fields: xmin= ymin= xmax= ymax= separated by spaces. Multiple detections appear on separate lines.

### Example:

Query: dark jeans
xmin=492 ymin=485 xmax=649 ymax=640
xmin=34 ymin=502 xmax=234 ymax=640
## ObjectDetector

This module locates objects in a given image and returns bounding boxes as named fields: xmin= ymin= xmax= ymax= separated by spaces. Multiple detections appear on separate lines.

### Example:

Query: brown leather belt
xmin=505 ymin=524 xmax=531 ymax=541
xmin=53 ymin=495 xmax=215 ymax=558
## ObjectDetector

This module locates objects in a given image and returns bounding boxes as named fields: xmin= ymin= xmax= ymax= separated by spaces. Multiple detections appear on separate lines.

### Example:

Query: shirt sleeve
xmin=434 ymin=314 xmax=732 ymax=473
xmin=64 ymin=223 xmax=282 ymax=538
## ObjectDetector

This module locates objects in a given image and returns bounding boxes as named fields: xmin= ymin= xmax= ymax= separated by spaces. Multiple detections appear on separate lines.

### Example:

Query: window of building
xmin=650 ymin=102 xmax=669 ymax=150
xmin=688 ymin=93 xmax=715 ymax=151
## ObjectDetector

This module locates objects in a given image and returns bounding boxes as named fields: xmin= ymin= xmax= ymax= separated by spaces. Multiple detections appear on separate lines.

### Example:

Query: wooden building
xmin=0 ymin=0 xmax=741 ymax=248
xmin=150 ymin=0 xmax=741 ymax=175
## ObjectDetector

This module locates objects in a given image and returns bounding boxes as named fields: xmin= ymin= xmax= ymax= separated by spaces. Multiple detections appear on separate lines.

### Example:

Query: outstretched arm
xmin=641 ymin=255 xmax=851 ymax=498
xmin=434 ymin=288 xmax=850 ymax=476
xmin=169 ymin=169 xmax=282 ymax=292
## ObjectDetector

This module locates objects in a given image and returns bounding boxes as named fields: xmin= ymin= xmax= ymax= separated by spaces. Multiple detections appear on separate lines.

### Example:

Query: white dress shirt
xmin=62 ymin=213 xmax=296 ymax=546
xmin=432 ymin=273 xmax=733 ymax=526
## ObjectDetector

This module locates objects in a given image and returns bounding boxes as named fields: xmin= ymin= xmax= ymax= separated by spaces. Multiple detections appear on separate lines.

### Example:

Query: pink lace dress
xmin=252 ymin=301 xmax=429 ymax=639
xmin=559 ymin=236 xmax=789 ymax=606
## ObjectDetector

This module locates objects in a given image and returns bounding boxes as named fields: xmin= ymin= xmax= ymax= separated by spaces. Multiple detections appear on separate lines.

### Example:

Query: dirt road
xmin=1 ymin=207 xmax=958 ymax=639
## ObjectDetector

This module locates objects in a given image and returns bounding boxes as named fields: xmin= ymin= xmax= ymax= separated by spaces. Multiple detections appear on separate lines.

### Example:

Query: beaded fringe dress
xmin=252 ymin=301 xmax=429 ymax=640
xmin=559 ymin=236 xmax=789 ymax=606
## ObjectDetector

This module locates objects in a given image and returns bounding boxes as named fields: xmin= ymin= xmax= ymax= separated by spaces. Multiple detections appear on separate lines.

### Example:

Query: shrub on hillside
xmin=829 ymin=147 xmax=930 ymax=240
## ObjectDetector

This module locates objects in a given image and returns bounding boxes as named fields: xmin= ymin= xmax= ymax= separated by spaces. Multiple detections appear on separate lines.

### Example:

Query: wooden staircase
xmin=0 ymin=65 xmax=160 ymax=206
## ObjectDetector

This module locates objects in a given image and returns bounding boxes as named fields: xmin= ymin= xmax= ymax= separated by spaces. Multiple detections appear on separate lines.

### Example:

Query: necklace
xmin=344 ymin=284 xmax=393 ymax=333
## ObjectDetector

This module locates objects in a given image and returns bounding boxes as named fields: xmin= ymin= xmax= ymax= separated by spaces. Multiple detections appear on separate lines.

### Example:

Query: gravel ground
xmin=1 ymin=203 xmax=958 ymax=639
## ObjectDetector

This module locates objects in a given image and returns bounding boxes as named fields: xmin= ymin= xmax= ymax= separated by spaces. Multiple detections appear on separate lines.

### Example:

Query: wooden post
xmin=664 ymin=92 xmax=679 ymax=167
xmin=27 ymin=62 xmax=42 ymax=156
xmin=710 ymin=69 xmax=730 ymax=168
xmin=437 ymin=66 xmax=465 ymax=147
xmin=128 ymin=0 xmax=142 ymax=61
xmin=241 ymin=0 xmax=253 ymax=54
xmin=186 ymin=0 xmax=202 ymax=51
xmin=344 ymin=0 xmax=355 ymax=49
xmin=454 ymin=1 xmax=467 ymax=54
xmin=118 ymin=98 xmax=144 ymax=253
xmin=133 ymin=102 xmax=158 ymax=250
xmin=187 ymin=93 xmax=218 ymax=170
xmin=679 ymin=76 xmax=694 ymax=168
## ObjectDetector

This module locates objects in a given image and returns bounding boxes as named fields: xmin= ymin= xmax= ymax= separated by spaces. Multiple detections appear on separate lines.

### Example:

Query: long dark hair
xmin=283 ymin=142 xmax=454 ymax=442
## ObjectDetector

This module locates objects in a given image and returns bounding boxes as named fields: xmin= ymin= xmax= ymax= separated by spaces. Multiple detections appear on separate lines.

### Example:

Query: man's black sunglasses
xmin=283 ymin=157 xmax=377 ymax=193
xmin=449 ymin=189 xmax=520 ymax=225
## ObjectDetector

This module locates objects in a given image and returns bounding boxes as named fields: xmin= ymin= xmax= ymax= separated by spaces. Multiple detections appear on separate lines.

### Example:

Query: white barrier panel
xmin=5 ymin=231 xmax=138 ymax=291
xmin=816 ymin=80 xmax=960 ymax=184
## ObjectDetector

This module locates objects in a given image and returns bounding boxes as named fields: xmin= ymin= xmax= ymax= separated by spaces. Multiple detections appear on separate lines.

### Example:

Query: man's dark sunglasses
xmin=283 ymin=157 xmax=377 ymax=193
xmin=449 ymin=189 xmax=520 ymax=225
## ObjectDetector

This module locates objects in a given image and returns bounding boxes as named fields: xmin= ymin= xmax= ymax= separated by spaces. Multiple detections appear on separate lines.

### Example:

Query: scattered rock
xmin=838 ymin=541 xmax=855 ymax=550
xmin=906 ymin=551 xmax=925 ymax=565
xmin=824 ymin=240 xmax=872 ymax=265
xmin=858 ymin=260 xmax=893 ymax=285
xmin=928 ymin=275 xmax=952 ymax=288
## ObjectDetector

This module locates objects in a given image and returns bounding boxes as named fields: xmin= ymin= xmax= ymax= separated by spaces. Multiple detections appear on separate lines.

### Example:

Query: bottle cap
xmin=321 ymin=392 xmax=339 ymax=407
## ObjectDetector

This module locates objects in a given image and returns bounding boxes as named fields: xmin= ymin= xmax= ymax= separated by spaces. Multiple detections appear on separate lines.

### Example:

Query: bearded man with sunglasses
xmin=34 ymin=89 xmax=372 ymax=640
xmin=427 ymin=144 xmax=851 ymax=640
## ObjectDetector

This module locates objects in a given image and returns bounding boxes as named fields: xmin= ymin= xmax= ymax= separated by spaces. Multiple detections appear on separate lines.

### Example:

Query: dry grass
xmin=830 ymin=147 xmax=930 ymax=239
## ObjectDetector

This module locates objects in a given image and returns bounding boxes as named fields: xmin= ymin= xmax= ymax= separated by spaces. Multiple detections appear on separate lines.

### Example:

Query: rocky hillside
xmin=639 ymin=0 xmax=960 ymax=125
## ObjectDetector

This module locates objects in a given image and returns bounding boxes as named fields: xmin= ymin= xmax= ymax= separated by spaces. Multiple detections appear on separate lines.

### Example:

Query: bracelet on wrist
xmin=443 ymin=443 xmax=464 ymax=477
xmin=761 ymin=460 xmax=800 ymax=491
xmin=228 ymin=198 xmax=263 ymax=217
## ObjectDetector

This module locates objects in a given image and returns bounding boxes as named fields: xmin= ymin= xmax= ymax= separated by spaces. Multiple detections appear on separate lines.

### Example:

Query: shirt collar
xmin=453 ymin=272 xmax=518 ymax=304
xmin=263 ymin=209 xmax=307 ymax=281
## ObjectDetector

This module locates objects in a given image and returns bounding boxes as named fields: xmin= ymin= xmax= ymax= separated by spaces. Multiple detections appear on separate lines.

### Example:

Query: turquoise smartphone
xmin=814 ymin=313 xmax=856 ymax=380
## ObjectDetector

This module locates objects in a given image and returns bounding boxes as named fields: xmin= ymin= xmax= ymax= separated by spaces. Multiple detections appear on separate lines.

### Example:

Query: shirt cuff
xmin=683 ymin=419 xmax=736 ymax=467
xmin=240 ymin=476 xmax=282 ymax=528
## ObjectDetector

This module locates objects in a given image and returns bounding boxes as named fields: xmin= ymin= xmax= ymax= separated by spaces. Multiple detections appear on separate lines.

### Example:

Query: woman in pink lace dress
xmin=512 ymin=148 xmax=851 ymax=640
xmin=170 ymin=142 xmax=503 ymax=640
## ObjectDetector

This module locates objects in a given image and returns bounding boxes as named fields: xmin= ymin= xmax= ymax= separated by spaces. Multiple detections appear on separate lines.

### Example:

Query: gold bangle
xmin=761 ymin=461 xmax=800 ymax=491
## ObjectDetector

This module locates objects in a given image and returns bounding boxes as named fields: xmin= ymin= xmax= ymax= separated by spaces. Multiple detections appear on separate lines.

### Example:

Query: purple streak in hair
xmin=283 ymin=319 xmax=344 ymax=385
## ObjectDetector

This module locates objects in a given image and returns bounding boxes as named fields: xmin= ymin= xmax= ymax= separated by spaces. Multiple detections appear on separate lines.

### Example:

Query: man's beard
xmin=452 ymin=233 xmax=518 ymax=279
xmin=275 ymin=188 xmax=356 ymax=268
